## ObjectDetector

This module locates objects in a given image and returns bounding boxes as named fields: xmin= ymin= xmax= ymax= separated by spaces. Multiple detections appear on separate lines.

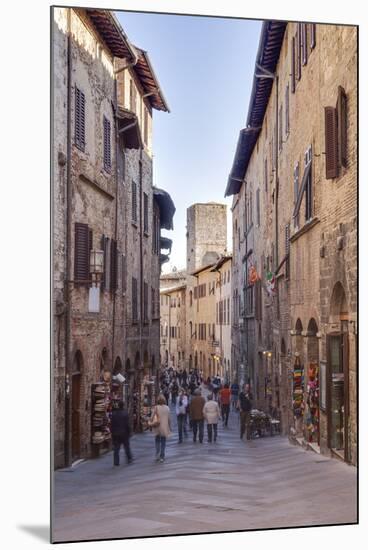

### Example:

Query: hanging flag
xmin=266 ymin=271 xmax=276 ymax=295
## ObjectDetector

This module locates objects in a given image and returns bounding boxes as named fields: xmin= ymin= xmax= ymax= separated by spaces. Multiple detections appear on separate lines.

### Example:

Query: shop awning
xmin=153 ymin=187 xmax=176 ymax=230
xmin=117 ymin=106 xmax=143 ymax=149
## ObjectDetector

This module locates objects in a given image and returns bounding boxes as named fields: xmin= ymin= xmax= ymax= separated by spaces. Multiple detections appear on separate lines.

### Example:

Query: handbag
xmin=148 ymin=406 xmax=160 ymax=428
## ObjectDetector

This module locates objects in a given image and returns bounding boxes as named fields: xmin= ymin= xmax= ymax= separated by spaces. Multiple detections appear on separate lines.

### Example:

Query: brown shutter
xmin=121 ymin=254 xmax=126 ymax=292
xmin=291 ymin=36 xmax=296 ymax=93
xmin=74 ymin=223 xmax=89 ymax=284
xmin=75 ymin=87 xmax=85 ymax=151
xmin=103 ymin=116 xmax=111 ymax=172
xmin=337 ymin=86 xmax=347 ymax=168
xmin=325 ymin=106 xmax=339 ymax=179
xmin=296 ymin=26 xmax=302 ymax=80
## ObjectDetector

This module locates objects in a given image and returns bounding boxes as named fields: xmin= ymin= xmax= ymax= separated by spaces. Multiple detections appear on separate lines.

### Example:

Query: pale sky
xmin=116 ymin=10 xmax=262 ymax=272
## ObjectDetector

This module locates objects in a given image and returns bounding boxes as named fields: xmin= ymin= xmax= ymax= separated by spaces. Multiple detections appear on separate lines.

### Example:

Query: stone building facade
xmin=226 ymin=21 xmax=357 ymax=462
xmin=213 ymin=256 xmax=233 ymax=382
xmin=52 ymin=7 xmax=174 ymax=468
xmin=160 ymin=284 xmax=187 ymax=370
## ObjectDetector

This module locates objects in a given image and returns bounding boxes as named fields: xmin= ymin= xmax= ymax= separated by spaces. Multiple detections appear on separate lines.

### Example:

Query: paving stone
xmin=53 ymin=406 xmax=357 ymax=542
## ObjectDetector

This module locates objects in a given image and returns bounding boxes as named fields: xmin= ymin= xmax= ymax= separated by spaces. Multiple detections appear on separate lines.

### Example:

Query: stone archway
xmin=327 ymin=282 xmax=350 ymax=461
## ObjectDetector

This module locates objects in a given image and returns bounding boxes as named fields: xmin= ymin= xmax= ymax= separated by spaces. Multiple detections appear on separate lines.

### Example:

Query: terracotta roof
xmin=85 ymin=9 xmax=137 ymax=61
xmin=225 ymin=20 xmax=287 ymax=197
xmin=133 ymin=46 xmax=170 ymax=112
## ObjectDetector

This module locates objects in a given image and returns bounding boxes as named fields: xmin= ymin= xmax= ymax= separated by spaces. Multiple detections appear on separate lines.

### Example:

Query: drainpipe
xmin=139 ymin=150 xmax=143 ymax=382
xmin=275 ymin=75 xmax=280 ymax=317
xmin=64 ymin=7 xmax=72 ymax=468
xmin=111 ymin=62 xmax=120 ymax=371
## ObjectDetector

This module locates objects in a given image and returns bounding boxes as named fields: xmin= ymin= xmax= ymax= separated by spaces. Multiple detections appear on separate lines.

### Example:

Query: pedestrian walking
xmin=189 ymin=388 xmax=206 ymax=443
xmin=230 ymin=380 xmax=240 ymax=410
xmin=219 ymin=383 xmax=231 ymax=427
xmin=149 ymin=394 xmax=172 ymax=462
xmin=237 ymin=384 xmax=253 ymax=440
xmin=175 ymin=389 xmax=188 ymax=443
xmin=203 ymin=393 xmax=221 ymax=443
xmin=171 ymin=379 xmax=179 ymax=405
xmin=111 ymin=400 xmax=133 ymax=466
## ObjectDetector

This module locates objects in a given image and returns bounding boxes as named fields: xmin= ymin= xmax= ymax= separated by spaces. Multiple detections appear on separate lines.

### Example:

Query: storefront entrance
xmin=71 ymin=373 xmax=81 ymax=459
xmin=327 ymin=328 xmax=349 ymax=461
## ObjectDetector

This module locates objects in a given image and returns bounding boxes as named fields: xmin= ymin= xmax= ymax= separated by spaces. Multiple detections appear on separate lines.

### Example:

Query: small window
xmin=75 ymin=86 xmax=86 ymax=151
xmin=143 ymin=192 xmax=149 ymax=233
xmin=103 ymin=116 xmax=111 ymax=173
xmin=132 ymin=181 xmax=138 ymax=223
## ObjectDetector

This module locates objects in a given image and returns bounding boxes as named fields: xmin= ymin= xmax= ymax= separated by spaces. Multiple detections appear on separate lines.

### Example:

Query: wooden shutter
xmin=132 ymin=181 xmax=137 ymax=222
xmin=132 ymin=277 xmax=138 ymax=322
xmin=103 ymin=116 xmax=111 ymax=172
xmin=337 ymin=86 xmax=347 ymax=168
xmin=121 ymin=254 xmax=126 ymax=292
xmin=285 ymin=224 xmax=290 ymax=279
xmin=74 ymin=223 xmax=89 ymax=284
xmin=75 ymin=87 xmax=85 ymax=151
xmin=325 ymin=106 xmax=339 ymax=179
xmin=291 ymin=36 xmax=296 ymax=93
xmin=285 ymin=84 xmax=290 ymax=135
xmin=296 ymin=25 xmax=302 ymax=80
xmin=143 ymin=282 xmax=148 ymax=322
xmin=264 ymin=158 xmax=268 ymax=192
xmin=278 ymin=105 xmax=283 ymax=151
xmin=143 ymin=193 xmax=148 ymax=233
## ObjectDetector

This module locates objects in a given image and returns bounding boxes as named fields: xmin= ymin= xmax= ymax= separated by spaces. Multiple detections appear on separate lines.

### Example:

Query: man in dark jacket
xmin=111 ymin=400 xmax=133 ymax=466
xmin=189 ymin=388 xmax=206 ymax=443
xmin=237 ymin=384 xmax=253 ymax=440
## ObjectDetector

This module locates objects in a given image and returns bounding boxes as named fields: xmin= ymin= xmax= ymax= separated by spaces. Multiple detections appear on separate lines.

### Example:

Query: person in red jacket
xmin=219 ymin=383 xmax=231 ymax=427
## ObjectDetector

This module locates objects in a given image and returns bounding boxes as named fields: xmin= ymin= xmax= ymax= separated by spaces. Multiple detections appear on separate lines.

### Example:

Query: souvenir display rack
xmin=140 ymin=376 xmax=157 ymax=431
xmin=91 ymin=382 xmax=111 ymax=455
xmin=292 ymin=355 xmax=304 ymax=419
xmin=306 ymin=362 xmax=319 ymax=443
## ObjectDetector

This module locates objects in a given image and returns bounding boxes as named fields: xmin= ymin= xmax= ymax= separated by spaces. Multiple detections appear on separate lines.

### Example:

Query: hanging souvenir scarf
xmin=266 ymin=271 xmax=276 ymax=296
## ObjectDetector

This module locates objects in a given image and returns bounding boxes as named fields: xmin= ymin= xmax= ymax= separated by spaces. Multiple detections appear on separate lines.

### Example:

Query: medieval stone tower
xmin=186 ymin=202 xmax=227 ymax=273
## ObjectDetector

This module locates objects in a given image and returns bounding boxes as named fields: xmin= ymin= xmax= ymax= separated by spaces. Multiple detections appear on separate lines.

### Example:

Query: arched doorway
xmin=327 ymin=282 xmax=350 ymax=461
xmin=71 ymin=351 xmax=83 ymax=460
xmin=113 ymin=356 xmax=123 ymax=376
xmin=293 ymin=319 xmax=304 ymax=437
xmin=305 ymin=319 xmax=320 ymax=445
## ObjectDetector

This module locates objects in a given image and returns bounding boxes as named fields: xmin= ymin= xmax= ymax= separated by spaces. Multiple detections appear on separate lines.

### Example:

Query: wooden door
xmin=71 ymin=373 xmax=81 ymax=459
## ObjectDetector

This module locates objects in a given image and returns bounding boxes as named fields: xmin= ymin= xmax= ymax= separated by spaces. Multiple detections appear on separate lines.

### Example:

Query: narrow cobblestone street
xmin=53 ymin=392 xmax=357 ymax=543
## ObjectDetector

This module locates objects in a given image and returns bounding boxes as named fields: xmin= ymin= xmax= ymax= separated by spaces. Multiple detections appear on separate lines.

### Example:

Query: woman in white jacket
xmin=203 ymin=393 xmax=221 ymax=443
xmin=150 ymin=394 xmax=172 ymax=462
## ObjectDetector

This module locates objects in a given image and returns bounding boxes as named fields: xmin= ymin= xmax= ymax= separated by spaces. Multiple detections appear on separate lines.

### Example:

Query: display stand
xmin=91 ymin=382 xmax=111 ymax=457
xmin=292 ymin=355 xmax=304 ymax=434
xmin=140 ymin=376 xmax=157 ymax=431
xmin=306 ymin=362 xmax=319 ymax=443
